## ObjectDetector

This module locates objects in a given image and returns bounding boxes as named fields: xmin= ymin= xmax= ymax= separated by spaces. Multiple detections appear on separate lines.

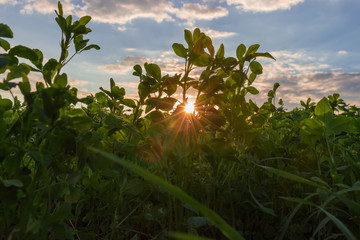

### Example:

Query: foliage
xmin=1 ymin=2 xmax=360 ymax=240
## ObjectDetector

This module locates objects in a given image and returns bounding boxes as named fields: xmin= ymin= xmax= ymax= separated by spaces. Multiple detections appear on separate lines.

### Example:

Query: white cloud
xmin=3 ymin=0 xmax=229 ymax=30
xmin=99 ymin=56 xmax=150 ymax=75
xmin=226 ymin=0 xmax=304 ymax=12
xmin=337 ymin=50 xmax=348 ymax=55
xmin=173 ymin=3 xmax=228 ymax=26
xmin=0 ymin=0 xmax=18 ymax=5
xmin=117 ymin=26 xmax=127 ymax=31
xmin=20 ymin=0 xmax=76 ymax=14
xmin=248 ymin=50 xmax=360 ymax=108
xmin=76 ymin=0 xmax=175 ymax=25
xmin=203 ymin=28 xmax=236 ymax=38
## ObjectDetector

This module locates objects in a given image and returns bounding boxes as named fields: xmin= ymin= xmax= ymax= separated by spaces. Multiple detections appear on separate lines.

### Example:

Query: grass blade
xmin=89 ymin=147 xmax=244 ymax=240
xmin=282 ymin=197 xmax=357 ymax=240
xmin=259 ymin=165 xmax=326 ymax=190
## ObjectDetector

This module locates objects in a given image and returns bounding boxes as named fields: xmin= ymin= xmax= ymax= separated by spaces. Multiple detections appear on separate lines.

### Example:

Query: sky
xmin=1 ymin=0 xmax=360 ymax=109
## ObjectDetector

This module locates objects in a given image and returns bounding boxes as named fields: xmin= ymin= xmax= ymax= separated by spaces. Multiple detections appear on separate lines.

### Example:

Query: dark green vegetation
xmin=1 ymin=2 xmax=359 ymax=239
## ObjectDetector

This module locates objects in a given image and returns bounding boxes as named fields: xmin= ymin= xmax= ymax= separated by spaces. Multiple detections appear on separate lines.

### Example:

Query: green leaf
xmin=121 ymin=98 xmax=136 ymax=108
xmin=110 ymin=78 xmax=115 ymax=89
xmin=55 ymin=15 xmax=67 ymax=32
xmin=138 ymin=82 xmax=150 ymax=101
xmin=193 ymin=53 xmax=211 ymax=67
xmin=145 ymin=63 xmax=161 ymax=80
xmin=42 ymin=58 xmax=60 ymax=85
xmin=89 ymin=148 xmax=245 ymax=240
xmin=9 ymin=45 xmax=38 ymax=62
xmin=82 ymin=44 xmax=100 ymax=51
xmin=111 ymin=86 xmax=126 ymax=100
xmin=0 ymin=38 xmax=10 ymax=51
xmin=246 ymin=86 xmax=259 ymax=95
xmin=326 ymin=115 xmax=352 ymax=134
xmin=57 ymin=1 xmax=63 ymax=16
xmin=79 ymin=16 xmax=92 ymax=26
xmin=54 ymin=73 xmax=67 ymax=88
xmin=133 ymin=64 xmax=142 ymax=76
xmin=6 ymin=63 xmax=30 ymax=81
xmin=315 ymin=97 xmax=332 ymax=117
xmin=184 ymin=29 xmax=193 ymax=47
xmin=172 ymin=43 xmax=187 ymax=58
xmin=2 ymin=179 xmax=24 ymax=188
xmin=95 ymin=92 xmax=108 ymax=103
xmin=31 ymin=49 xmax=43 ymax=69
xmin=0 ymin=23 xmax=13 ymax=38
xmin=146 ymin=97 xmax=178 ymax=111
xmin=253 ymin=52 xmax=276 ymax=60
xmin=19 ymin=74 xmax=31 ymax=95
xmin=236 ymin=44 xmax=246 ymax=60
xmin=248 ymin=73 xmax=256 ymax=85
xmin=273 ymin=82 xmax=280 ymax=92
xmin=216 ymin=44 xmax=225 ymax=59
xmin=249 ymin=61 xmax=263 ymax=74
xmin=245 ymin=44 xmax=260 ymax=56
xmin=0 ymin=55 xmax=9 ymax=69
xmin=0 ymin=98 xmax=12 ymax=111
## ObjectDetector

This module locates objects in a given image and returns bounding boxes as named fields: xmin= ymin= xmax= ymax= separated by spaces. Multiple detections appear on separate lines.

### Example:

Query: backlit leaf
xmin=145 ymin=63 xmax=161 ymax=80
xmin=172 ymin=43 xmax=187 ymax=58
xmin=9 ymin=45 xmax=38 ymax=62
xmin=245 ymin=44 xmax=260 ymax=56
xmin=216 ymin=44 xmax=224 ymax=59
xmin=0 ymin=38 xmax=10 ymax=51
xmin=0 ymin=23 xmax=13 ymax=38
xmin=184 ymin=29 xmax=193 ymax=47
xmin=0 ymin=55 xmax=9 ymax=69
xmin=315 ymin=97 xmax=332 ymax=117
xmin=249 ymin=61 xmax=263 ymax=74
xmin=236 ymin=44 xmax=246 ymax=60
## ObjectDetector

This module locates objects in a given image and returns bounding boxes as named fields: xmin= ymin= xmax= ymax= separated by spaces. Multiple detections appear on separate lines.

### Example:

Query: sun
xmin=184 ymin=101 xmax=195 ymax=113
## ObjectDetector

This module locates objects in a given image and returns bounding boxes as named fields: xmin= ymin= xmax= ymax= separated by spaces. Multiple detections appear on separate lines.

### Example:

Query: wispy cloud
xmin=3 ymin=0 xmax=229 ymax=30
xmin=76 ymin=0 xmax=175 ymax=26
xmin=337 ymin=50 xmax=348 ymax=55
xmin=225 ymin=0 xmax=304 ymax=12
xmin=20 ymin=0 xmax=76 ymax=14
xmin=203 ymin=28 xmax=236 ymax=38
xmin=99 ymin=56 xmax=150 ymax=75
xmin=173 ymin=3 xmax=228 ymax=26
xmin=0 ymin=0 xmax=18 ymax=5
xmin=251 ymin=50 xmax=360 ymax=107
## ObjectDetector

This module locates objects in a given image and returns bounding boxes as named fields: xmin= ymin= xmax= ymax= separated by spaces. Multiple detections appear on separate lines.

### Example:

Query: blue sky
xmin=1 ymin=0 xmax=359 ymax=109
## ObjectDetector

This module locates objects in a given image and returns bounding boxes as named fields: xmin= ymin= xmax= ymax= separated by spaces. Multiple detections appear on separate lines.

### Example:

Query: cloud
xmin=337 ymin=50 xmax=348 ymax=55
xmin=225 ymin=0 xmax=304 ymax=12
xmin=0 ymin=0 xmax=18 ymax=5
xmin=249 ymin=50 xmax=360 ymax=108
xmin=99 ymin=56 xmax=150 ymax=75
xmin=76 ymin=0 xmax=175 ymax=26
xmin=20 ymin=0 xmax=76 ymax=14
xmin=173 ymin=3 xmax=228 ymax=26
xmin=5 ymin=0 xmax=229 ymax=29
xmin=203 ymin=28 xmax=236 ymax=38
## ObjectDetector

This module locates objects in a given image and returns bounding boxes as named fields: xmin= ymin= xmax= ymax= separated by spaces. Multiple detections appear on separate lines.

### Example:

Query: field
xmin=1 ymin=2 xmax=359 ymax=240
